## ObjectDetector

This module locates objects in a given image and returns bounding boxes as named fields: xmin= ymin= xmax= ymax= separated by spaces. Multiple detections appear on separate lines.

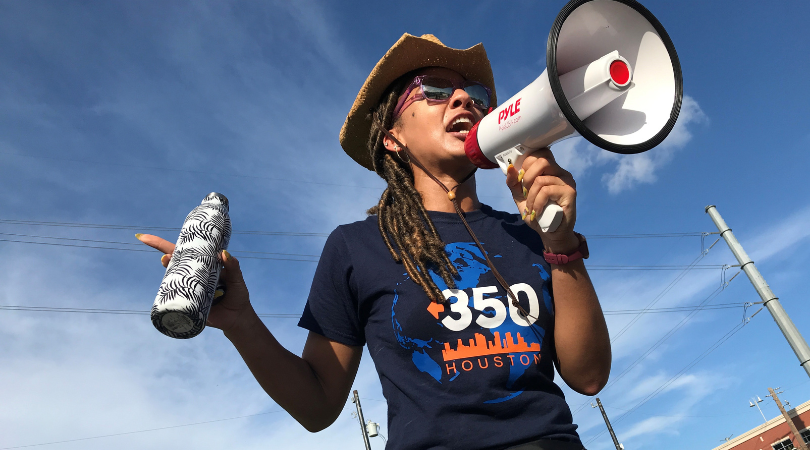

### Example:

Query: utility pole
xmin=705 ymin=205 xmax=810 ymax=378
xmin=592 ymin=398 xmax=623 ymax=450
xmin=352 ymin=390 xmax=372 ymax=450
xmin=768 ymin=387 xmax=808 ymax=450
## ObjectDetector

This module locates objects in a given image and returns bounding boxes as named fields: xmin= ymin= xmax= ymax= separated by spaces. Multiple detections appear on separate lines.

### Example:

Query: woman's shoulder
xmin=331 ymin=215 xmax=381 ymax=242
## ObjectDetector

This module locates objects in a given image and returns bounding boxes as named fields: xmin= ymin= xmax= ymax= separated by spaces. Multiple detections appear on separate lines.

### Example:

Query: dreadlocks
xmin=365 ymin=75 xmax=458 ymax=303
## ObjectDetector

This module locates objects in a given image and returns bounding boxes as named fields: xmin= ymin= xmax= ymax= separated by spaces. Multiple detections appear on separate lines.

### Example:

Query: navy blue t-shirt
xmin=298 ymin=205 xmax=580 ymax=450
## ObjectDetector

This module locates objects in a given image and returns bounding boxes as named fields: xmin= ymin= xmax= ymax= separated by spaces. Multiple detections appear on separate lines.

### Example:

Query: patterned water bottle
xmin=151 ymin=192 xmax=232 ymax=339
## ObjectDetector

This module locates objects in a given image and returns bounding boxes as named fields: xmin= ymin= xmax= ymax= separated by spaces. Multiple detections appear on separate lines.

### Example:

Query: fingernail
xmin=524 ymin=208 xmax=529 ymax=219
xmin=135 ymin=233 xmax=144 ymax=241
xmin=507 ymin=163 xmax=514 ymax=172
xmin=223 ymin=250 xmax=231 ymax=261
xmin=161 ymin=254 xmax=170 ymax=264
xmin=530 ymin=210 xmax=537 ymax=221
xmin=521 ymin=210 xmax=526 ymax=220
xmin=517 ymin=169 xmax=524 ymax=183
xmin=522 ymin=186 xmax=528 ymax=198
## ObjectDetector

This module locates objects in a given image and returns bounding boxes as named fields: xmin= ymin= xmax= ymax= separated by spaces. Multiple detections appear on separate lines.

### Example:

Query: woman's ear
xmin=383 ymin=132 xmax=403 ymax=152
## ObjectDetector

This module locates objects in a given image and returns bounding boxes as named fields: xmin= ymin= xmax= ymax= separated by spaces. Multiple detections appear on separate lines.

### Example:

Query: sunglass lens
xmin=464 ymin=84 xmax=490 ymax=109
xmin=421 ymin=78 xmax=454 ymax=101
xmin=419 ymin=77 xmax=490 ymax=109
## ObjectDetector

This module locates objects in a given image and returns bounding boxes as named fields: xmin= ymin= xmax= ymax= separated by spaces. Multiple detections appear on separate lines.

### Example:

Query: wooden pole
xmin=768 ymin=387 xmax=808 ymax=450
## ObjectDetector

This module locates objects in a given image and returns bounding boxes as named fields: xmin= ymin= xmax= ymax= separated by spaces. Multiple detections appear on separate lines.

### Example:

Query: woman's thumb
xmin=505 ymin=163 xmax=527 ymax=212
xmin=221 ymin=250 xmax=244 ymax=284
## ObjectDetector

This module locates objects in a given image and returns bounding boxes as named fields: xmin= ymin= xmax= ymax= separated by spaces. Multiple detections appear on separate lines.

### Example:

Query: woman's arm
xmin=543 ymin=233 xmax=611 ymax=395
xmin=505 ymin=150 xmax=612 ymax=395
xmin=138 ymin=234 xmax=362 ymax=431
xmin=225 ymin=310 xmax=363 ymax=432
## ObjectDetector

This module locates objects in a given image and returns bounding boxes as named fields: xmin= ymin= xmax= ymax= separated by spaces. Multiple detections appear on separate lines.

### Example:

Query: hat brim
xmin=339 ymin=33 xmax=497 ymax=171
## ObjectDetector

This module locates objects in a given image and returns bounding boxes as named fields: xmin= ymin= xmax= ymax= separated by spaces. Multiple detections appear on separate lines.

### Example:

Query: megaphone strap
xmin=375 ymin=120 xmax=537 ymax=323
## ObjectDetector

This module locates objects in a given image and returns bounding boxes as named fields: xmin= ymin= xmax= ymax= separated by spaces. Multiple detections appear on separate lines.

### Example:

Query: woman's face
xmin=389 ymin=67 xmax=486 ymax=176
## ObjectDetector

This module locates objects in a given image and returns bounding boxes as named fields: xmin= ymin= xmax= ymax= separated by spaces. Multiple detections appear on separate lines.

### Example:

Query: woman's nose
xmin=449 ymin=88 xmax=474 ymax=110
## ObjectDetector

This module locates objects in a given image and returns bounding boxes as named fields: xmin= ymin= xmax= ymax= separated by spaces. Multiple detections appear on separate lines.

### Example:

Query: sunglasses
xmin=392 ymin=75 xmax=492 ymax=119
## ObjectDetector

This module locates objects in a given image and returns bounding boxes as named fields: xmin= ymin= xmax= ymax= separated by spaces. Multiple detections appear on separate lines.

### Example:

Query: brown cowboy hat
xmin=339 ymin=33 xmax=497 ymax=171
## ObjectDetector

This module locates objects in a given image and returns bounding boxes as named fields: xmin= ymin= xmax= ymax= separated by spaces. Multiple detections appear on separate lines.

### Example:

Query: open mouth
xmin=447 ymin=117 xmax=473 ymax=136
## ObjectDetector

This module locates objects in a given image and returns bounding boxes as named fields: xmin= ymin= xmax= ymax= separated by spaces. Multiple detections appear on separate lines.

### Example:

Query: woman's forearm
xmin=223 ymin=307 xmax=358 ymax=432
xmin=549 ymin=258 xmax=611 ymax=396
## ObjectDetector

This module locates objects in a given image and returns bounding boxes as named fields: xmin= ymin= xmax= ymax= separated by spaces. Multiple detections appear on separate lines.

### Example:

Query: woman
xmin=140 ymin=33 xmax=611 ymax=450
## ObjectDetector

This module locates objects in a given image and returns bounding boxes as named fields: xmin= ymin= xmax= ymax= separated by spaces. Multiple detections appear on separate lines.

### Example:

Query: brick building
xmin=712 ymin=399 xmax=810 ymax=450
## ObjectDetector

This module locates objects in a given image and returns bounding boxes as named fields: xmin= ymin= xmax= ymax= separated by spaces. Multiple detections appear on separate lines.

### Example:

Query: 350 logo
xmin=437 ymin=283 xmax=540 ymax=332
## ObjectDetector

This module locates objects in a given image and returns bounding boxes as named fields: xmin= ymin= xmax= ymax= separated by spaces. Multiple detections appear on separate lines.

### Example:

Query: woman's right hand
xmin=137 ymin=234 xmax=255 ymax=334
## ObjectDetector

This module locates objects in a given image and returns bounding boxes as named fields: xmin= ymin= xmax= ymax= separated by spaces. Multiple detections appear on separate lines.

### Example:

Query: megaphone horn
xmin=465 ymin=0 xmax=683 ymax=232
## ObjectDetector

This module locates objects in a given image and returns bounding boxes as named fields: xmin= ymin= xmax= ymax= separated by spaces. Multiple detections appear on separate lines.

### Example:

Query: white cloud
xmin=601 ymin=151 xmax=659 ymax=194
xmin=554 ymin=96 xmax=707 ymax=194
xmin=602 ymin=96 xmax=708 ymax=194
xmin=619 ymin=372 xmax=717 ymax=442
xmin=745 ymin=203 xmax=810 ymax=262
xmin=552 ymin=137 xmax=601 ymax=180
xmin=568 ymin=203 xmax=810 ymax=446
xmin=0 ymin=245 xmax=387 ymax=450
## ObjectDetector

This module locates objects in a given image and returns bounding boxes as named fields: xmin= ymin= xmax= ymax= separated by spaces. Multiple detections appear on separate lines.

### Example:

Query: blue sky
xmin=1 ymin=1 xmax=809 ymax=449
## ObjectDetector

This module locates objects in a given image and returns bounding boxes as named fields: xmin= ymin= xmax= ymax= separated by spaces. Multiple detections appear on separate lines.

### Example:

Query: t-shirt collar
xmin=426 ymin=203 xmax=492 ymax=224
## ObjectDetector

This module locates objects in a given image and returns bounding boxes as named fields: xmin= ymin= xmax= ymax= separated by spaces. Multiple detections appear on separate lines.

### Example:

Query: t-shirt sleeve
xmin=298 ymin=227 xmax=365 ymax=347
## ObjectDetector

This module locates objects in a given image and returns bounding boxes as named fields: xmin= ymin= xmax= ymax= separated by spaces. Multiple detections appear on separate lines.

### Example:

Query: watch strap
xmin=543 ymin=233 xmax=589 ymax=265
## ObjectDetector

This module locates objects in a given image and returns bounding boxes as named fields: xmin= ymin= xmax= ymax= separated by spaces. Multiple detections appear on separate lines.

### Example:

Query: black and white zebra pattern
xmin=151 ymin=192 xmax=232 ymax=339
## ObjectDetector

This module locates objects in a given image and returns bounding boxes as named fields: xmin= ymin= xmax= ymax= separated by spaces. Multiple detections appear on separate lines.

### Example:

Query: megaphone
xmin=465 ymin=0 xmax=682 ymax=232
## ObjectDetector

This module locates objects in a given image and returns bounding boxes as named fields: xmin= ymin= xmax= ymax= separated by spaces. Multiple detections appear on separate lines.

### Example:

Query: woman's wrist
xmin=542 ymin=231 xmax=581 ymax=255
xmin=223 ymin=304 xmax=263 ymax=340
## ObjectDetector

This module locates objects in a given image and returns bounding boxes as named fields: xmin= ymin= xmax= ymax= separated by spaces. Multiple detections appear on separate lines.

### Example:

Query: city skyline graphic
xmin=442 ymin=331 xmax=540 ymax=361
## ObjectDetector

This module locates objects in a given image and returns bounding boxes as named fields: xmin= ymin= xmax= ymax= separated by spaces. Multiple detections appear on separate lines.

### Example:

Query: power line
xmin=1 ymin=384 xmax=378 ymax=450
xmin=1 ymin=218 xmax=711 ymax=241
xmin=583 ymin=309 xmax=760 ymax=446
xmin=0 ymin=219 xmax=330 ymax=237
xmin=0 ymin=238 xmax=320 ymax=262
xmin=0 ymin=410 xmax=284 ymax=450
xmin=586 ymin=232 xmax=705 ymax=239
xmin=0 ymin=231 xmax=321 ymax=258
xmin=609 ymin=244 xmax=718 ymax=344
xmin=0 ymin=305 xmax=300 ymax=318
xmin=601 ymin=406 xmax=741 ymax=418
xmin=1 ymin=150 xmax=384 ymax=191
xmin=598 ymin=272 xmax=740 ymax=394
xmin=0 ymin=302 xmax=749 ymax=319
xmin=587 ymin=265 xmax=724 ymax=271
xmin=0 ymin=237 xmax=154 ymax=253
xmin=569 ymin=245 xmax=722 ymax=418
xmin=602 ymin=302 xmax=745 ymax=315
xmin=0 ymin=231 xmax=143 ymax=246
xmin=1 ymin=230 xmax=738 ymax=269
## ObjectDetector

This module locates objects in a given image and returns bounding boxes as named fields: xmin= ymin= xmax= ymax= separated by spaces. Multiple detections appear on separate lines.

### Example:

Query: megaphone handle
xmin=495 ymin=146 xmax=565 ymax=233
xmin=537 ymin=203 xmax=564 ymax=233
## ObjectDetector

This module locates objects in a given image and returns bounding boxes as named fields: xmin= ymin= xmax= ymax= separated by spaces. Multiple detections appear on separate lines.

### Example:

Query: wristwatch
xmin=543 ymin=233 xmax=589 ymax=265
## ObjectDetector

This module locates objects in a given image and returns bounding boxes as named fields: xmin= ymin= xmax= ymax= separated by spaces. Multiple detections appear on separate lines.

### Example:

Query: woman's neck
xmin=412 ymin=166 xmax=481 ymax=213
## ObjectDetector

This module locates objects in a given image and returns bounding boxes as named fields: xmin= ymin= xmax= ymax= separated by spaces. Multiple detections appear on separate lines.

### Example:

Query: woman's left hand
xmin=505 ymin=147 xmax=579 ymax=252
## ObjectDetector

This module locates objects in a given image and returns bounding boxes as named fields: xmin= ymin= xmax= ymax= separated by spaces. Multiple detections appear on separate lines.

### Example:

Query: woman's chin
xmin=443 ymin=147 xmax=477 ymax=172
xmin=444 ymin=134 xmax=469 ymax=154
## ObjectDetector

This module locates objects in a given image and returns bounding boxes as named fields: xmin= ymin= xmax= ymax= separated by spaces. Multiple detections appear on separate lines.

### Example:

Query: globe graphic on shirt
xmin=392 ymin=242 xmax=553 ymax=403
